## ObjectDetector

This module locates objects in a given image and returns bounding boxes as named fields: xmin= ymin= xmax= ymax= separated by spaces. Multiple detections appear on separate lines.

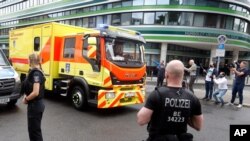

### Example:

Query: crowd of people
xmin=139 ymin=59 xmax=249 ymax=141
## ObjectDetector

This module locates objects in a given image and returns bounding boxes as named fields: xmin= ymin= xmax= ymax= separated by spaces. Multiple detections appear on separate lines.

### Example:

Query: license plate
xmin=125 ymin=92 xmax=135 ymax=98
xmin=0 ymin=98 xmax=10 ymax=104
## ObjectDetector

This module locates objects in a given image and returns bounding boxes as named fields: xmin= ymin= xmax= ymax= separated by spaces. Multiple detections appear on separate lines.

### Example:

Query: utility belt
xmin=147 ymin=133 xmax=193 ymax=141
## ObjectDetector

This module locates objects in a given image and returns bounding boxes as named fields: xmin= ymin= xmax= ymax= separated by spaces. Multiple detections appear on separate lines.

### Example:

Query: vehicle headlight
xmin=14 ymin=71 xmax=20 ymax=82
xmin=105 ymin=92 xmax=115 ymax=99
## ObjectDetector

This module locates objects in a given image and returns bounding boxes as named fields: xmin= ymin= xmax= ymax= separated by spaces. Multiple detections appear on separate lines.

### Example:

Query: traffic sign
xmin=217 ymin=35 xmax=227 ymax=44
xmin=217 ymin=44 xmax=225 ymax=49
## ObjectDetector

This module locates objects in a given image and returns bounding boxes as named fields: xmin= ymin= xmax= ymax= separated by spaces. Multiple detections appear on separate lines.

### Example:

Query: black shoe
xmin=214 ymin=101 xmax=220 ymax=105
xmin=221 ymin=103 xmax=225 ymax=107
xmin=206 ymin=98 xmax=211 ymax=101
xmin=202 ymin=97 xmax=207 ymax=100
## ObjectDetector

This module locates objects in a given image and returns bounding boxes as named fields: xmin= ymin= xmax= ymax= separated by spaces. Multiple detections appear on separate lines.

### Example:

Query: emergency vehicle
xmin=9 ymin=22 xmax=146 ymax=110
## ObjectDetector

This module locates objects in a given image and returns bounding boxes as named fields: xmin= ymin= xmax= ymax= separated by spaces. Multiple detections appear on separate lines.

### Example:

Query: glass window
xmin=180 ymin=12 xmax=194 ymax=26
xmin=193 ymin=13 xmax=205 ymax=27
xmin=167 ymin=12 xmax=181 ymax=25
xmin=63 ymin=38 xmax=75 ymax=58
xmin=70 ymin=19 xmax=76 ymax=26
xmin=71 ymin=9 xmax=76 ymax=15
xmin=83 ymin=18 xmax=88 ymax=27
xmin=89 ymin=6 xmax=96 ymax=12
xmin=239 ymin=20 xmax=246 ymax=32
xmin=157 ymin=0 xmax=169 ymax=5
xmin=58 ymin=12 xmax=63 ymax=17
xmin=97 ymin=5 xmax=107 ymax=10
xmin=132 ymin=12 xmax=143 ymax=25
xmin=207 ymin=1 xmax=219 ymax=7
xmin=170 ymin=0 xmax=180 ymax=5
xmin=112 ymin=14 xmax=121 ymax=25
xmin=96 ymin=16 xmax=107 ymax=26
xmin=229 ymin=4 xmax=236 ymax=10
xmin=76 ymin=18 xmax=82 ymax=27
xmin=96 ymin=16 xmax=104 ymax=25
xmin=106 ymin=15 xmax=112 ymax=25
xmin=107 ymin=3 xmax=112 ymax=9
xmin=219 ymin=16 xmax=227 ymax=29
xmin=76 ymin=8 xmax=83 ymax=14
xmin=89 ymin=17 xmax=96 ymax=28
xmin=236 ymin=6 xmax=242 ymax=12
xmin=247 ymin=23 xmax=250 ymax=34
xmin=225 ymin=16 xmax=234 ymax=30
xmin=233 ymin=18 xmax=240 ymax=31
xmin=64 ymin=11 xmax=70 ymax=16
xmin=219 ymin=2 xmax=228 ymax=8
xmin=155 ymin=12 xmax=168 ymax=25
xmin=195 ymin=0 xmax=207 ymax=6
xmin=204 ymin=14 xmax=217 ymax=28
xmin=34 ymin=37 xmax=40 ymax=51
xmin=145 ymin=0 xmax=156 ymax=5
xmin=83 ymin=7 xmax=89 ymax=12
xmin=133 ymin=0 xmax=144 ymax=6
xmin=144 ymin=12 xmax=155 ymax=24
xmin=113 ymin=2 xmax=122 ymax=8
xmin=121 ymin=13 xmax=131 ymax=26
xmin=242 ymin=8 xmax=247 ymax=13
xmin=103 ymin=15 xmax=108 ymax=24
xmin=122 ymin=0 xmax=132 ymax=7
xmin=181 ymin=0 xmax=195 ymax=5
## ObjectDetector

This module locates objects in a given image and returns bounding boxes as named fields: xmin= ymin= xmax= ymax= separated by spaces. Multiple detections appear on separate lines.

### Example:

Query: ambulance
xmin=9 ymin=22 xmax=146 ymax=110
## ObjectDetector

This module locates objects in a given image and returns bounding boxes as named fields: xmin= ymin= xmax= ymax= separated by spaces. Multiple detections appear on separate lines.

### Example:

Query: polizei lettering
xmin=165 ymin=98 xmax=190 ymax=108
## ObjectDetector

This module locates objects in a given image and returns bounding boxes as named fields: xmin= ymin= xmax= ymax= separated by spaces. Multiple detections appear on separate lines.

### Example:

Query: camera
xmin=228 ymin=61 xmax=240 ymax=69
xmin=228 ymin=63 xmax=235 ymax=68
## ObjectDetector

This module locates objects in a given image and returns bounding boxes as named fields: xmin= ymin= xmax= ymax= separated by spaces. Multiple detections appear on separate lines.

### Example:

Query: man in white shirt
xmin=212 ymin=72 xmax=228 ymax=107
xmin=203 ymin=64 xmax=217 ymax=101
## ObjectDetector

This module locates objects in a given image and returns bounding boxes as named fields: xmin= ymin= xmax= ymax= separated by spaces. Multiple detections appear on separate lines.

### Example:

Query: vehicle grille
xmin=0 ymin=78 xmax=15 ymax=96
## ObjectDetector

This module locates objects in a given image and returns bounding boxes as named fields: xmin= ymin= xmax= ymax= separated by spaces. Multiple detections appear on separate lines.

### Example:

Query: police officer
xmin=22 ymin=53 xmax=45 ymax=141
xmin=137 ymin=60 xmax=203 ymax=141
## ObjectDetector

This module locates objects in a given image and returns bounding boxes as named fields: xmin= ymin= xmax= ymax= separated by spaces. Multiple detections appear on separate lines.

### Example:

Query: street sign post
xmin=216 ymin=35 xmax=227 ymax=72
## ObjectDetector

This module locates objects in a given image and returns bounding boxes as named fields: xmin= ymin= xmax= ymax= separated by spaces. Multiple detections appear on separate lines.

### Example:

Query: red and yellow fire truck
xmin=9 ymin=22 xmax=146 ymax=110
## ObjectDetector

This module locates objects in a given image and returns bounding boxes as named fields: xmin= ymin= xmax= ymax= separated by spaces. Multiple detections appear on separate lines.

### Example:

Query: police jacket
xmin=145 ymin=86 xmax=202 ymax=137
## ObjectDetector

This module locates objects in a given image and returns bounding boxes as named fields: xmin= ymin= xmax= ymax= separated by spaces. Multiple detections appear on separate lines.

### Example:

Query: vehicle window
xmin=63 ymin=37 xmax=76 ymax=58
xmin=0 ymin=50 xmax=9 ymax=66
xmin=34 ymin=37 xmax=40 ymax=51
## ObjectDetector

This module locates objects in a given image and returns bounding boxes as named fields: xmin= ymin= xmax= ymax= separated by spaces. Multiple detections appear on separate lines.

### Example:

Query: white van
xmin=0 ymin=49 xmax=21 ymax=107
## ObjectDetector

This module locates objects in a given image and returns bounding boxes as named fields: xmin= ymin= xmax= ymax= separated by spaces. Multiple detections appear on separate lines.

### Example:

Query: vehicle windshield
xmin=0 ymin=50 xmax=10 ymax=66
xmin=105 ymin=38 xmax=145 ymax=67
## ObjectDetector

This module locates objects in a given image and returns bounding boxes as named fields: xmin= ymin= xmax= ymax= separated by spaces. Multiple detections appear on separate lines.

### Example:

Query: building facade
xmin=0 ymin=0 xmax=250 ymax=75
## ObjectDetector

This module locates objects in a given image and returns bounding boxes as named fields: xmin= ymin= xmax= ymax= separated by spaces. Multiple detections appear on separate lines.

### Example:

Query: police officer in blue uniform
xmin=137 ymin=60 xmax=203 ymax=141
xmin=22 ymin=53 xmax=45 ymax=141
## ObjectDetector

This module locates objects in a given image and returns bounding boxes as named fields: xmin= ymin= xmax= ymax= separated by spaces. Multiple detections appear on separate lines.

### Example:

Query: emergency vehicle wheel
xmin=71 ymin=86 xmax=88 ymax=110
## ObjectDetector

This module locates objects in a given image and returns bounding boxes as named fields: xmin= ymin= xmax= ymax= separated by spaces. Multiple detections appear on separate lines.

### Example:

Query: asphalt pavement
xmin=146 ymin=76 xmax=250 ymax=107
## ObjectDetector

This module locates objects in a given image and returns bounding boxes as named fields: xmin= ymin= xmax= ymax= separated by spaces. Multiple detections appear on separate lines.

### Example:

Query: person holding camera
xmin=202 ymin=64 xmax=217 ymax=101
xmin=137 ymin=60 xmax=203 ymax=141
xmin=212 ymin=72 xmax=228 ymax=107
xmin=227 ymin=61 xmax=248 ymax=108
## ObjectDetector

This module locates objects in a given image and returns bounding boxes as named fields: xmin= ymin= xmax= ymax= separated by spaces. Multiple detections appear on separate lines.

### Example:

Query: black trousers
xmin=27 ymin=100 xmax=45 ymax=141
